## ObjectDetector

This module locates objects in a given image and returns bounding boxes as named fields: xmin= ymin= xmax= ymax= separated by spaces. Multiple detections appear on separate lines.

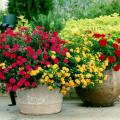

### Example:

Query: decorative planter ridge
xmin=16 ymin=85 xmax=63 ymax=115
xmin=76 ymin=70 xmax=120 ymax=107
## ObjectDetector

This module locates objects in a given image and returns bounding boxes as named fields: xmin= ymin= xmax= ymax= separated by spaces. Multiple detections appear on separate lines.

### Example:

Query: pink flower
xmin=6 ymin=84 xmax=12 ymax=92
xmin=9 ymin=78 xmax=16 ymax=84
xmin=4 ymin=45 xmax=10 ymax=49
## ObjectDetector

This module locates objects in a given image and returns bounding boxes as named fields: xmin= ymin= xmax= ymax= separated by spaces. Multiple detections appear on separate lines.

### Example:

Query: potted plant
xmin=74 ymin=32 xmax=120 ymax=106
xmin=0 ymin=26 xmax=78 ymax=115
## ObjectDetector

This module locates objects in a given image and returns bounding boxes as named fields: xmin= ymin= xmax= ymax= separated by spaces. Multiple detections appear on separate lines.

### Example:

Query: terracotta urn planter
xmin=76 ymin=70 xmax=120 ymax=107
xmin=16 ymin=85 xmax=63 ymax=115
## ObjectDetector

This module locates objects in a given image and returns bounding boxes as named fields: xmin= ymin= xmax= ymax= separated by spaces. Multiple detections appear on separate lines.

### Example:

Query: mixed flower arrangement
xmin=0 ymin=26 xmax=78 ymax=94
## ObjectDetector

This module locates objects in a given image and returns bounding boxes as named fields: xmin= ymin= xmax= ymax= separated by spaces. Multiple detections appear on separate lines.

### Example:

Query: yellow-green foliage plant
xmin=60 ymin=13 xmax=120 ymax=41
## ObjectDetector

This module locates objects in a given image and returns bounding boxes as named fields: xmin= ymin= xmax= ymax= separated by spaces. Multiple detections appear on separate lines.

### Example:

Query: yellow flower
xmin=79 ymin=68 xmax=84 ymax=73
xmin=40 ymin=79 xmax=44 ymax=83
xmin=61 ymin=70 xmax=65 ymax=74
xmin=51 ymin=54 xmax=56 ymax=59
xmin=66 ymin=52 xmax=71 ymax=58
xmin=64 ymin=73 xmax=70 ymax=77
xmin=75 ymin=56 xmax=81 ymax=62
xmin=70 ymin=49 xmax=74 ymax=52
xmin=75 ymin=79 xmax=80 ymax=85
xmin=48 ymin=74 xmax=53 ymax=78
xmin=45 ymin=76 xmax=49 ymax=81
xmin=48 ymin=86 xmax=53 ymax=91
xmin=52 ymin=64 xmax=58 ymax=69
xmin=69 ymin=80 xmax=75 ymax=87
xmin=76 ymin=49 xmax=80 ymax=53
xmin=66 ymin=87 xmax=70 ymax=91
xmin=61 ymin=90 xmax=67 ymax=95
xmin=30 ymin=70 xmax=37 ymax=76
xmin=38 ymin=67 xmax=43 ymax=71
xmin=86 ymin=73 xmax=92 ymax=78
xmin=98 ymin=72 xmax=103 ymax=77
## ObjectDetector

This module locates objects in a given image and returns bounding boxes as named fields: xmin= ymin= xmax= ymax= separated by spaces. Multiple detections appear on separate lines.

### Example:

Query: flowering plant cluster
xmin=89 ymin=32 xmax=120 ymax=71
xmin=0 ymin=26 xmax=80 ymax=94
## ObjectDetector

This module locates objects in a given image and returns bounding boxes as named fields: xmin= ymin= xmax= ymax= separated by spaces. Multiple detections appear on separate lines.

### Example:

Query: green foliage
xmin=30 ymin=11 xmax=64 ymax=33
xmin=8 ymin=0 xmax=53 ymax=20
xmin=54 ymin=0 xmax=120 ymax=19
xmin=60 ymin=13 xmax=120 ymax=41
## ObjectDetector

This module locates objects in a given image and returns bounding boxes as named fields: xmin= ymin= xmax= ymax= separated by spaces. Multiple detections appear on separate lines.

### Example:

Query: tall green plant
xmin=8 ymin=0 xmax=53 ymax=20
xmin=30 ymin=11 xmax=64 ymax=33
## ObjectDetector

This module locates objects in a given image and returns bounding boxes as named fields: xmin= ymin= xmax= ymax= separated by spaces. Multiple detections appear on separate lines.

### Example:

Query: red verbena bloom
xmin=9 ymin=78 xmax=16 ymax=84
xmin=108 ymin=56 xmax=115 ymax=63
xmin=19 ymin=70 xmax=26 ymax=76
xmin=112 ymin=43 xmax=119 ymax=49
xmin=114 ymin=64 xmax=120 ymax=71
xmin=117 ymin=38 xmax=120 ymax=43
xmin=0 ymin=72 xmax=5 ymax=80
xmin=99 ymin=54 xmax=105 ymax=61
xmin=53 ymin=58 xmax=59 ymax=64
xmin=24 ymin=81 xmax=30 ymax=87
xmin=99 ymin=39 xmax=107 ymax=47
xmin=12 ymin=85 xmax=18 ymax=91
xmin=115 ymin=49 xmax=120 ymax=57
xmin=64 ymin=59 xmax=69 ymax=63
xmin=32 ymin=82 xmax=37 ymax=88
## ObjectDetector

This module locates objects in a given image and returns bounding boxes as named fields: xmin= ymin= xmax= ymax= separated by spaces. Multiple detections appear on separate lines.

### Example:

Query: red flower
xmin=25 ymin=73 xmax=30 ymax=79
xmin=61 ymin=48 xmax=68 ymax=56
xmin=53 ymin=58 xmax=59 ymax=64
xmin=37 ymin=49 xmax=42 ymax=56
xmin=93 ymin=33 xmax=105 ymax=38
xmin=9 ymin=78 xmax=16 ymax=84
xmin=25 ymin=65 xmax=31 ymax=70
xmin=117 ymin=38 xmax=120 ymax=43
xmin=99 ymin=39 xmax=107 ymax=47
xmin=19 ymin=70 xmax=26 ymax=76
xmin=99 ymin=54 xmax=105 ymax=61
xmin=10 ymin=54 xmax=16 ymax=59
xmin=45 ymin=61 xmax=50 ymax=66
xmin=6 ymin=84 xmax=12 ymax=92
xmin=0 ymin=72 xmax=5 ymax=80
xmin=12 ymin=85 xmax=18 ymax=91
xmin=108 ymin=56 xmax=115 ymax=63
xmin=115 ymin=49 xmax=120 ymax=57
xmin=32 ymin=82 xmax=37 ymax=88
xmin=43 ymin=54 xmax=49 ymax=60
xmin=4 ymin=45 xmax=10 ymax=49
xmin=32 ymin=55 xmax=38 ymax=60
xmin=24 ymin=81 xmax=30 ymax=87
xmin=64 ymin=59 xmax=69 ymax=63
xmin=114 ymin=64 xmax=120 ymax=71
xmin=11 ymin=44 xmax=19 ymax=52
xmin=112 ymin=43 xmax=119 ymax=49
xmin=12 ymin=62 xmax=17 ymax=68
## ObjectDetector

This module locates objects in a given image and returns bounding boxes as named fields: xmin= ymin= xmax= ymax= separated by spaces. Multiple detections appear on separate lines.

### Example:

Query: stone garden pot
xmin=76 ymin=70 xmax=120 ymax=107
xmin=16 ymin=85 xmax=63 ymax=115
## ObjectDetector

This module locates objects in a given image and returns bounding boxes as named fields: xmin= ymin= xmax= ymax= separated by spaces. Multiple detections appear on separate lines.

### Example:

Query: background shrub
xmin=8 ymin=0 xmax=53 ymax=20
